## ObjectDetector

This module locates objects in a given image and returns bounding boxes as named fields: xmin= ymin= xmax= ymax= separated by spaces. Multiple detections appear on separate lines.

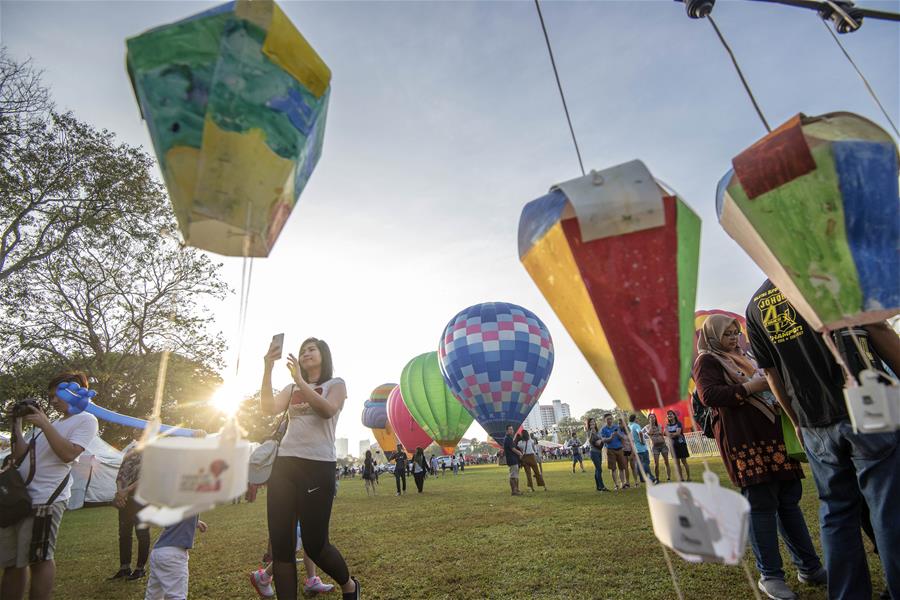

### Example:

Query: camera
xmin=8 ymin=398 xmax=40 ymax=419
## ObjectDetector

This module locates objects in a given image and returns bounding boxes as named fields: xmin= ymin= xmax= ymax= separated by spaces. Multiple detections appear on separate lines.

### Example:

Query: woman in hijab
xmin=694 ymin=314 xmax=825 ymax=600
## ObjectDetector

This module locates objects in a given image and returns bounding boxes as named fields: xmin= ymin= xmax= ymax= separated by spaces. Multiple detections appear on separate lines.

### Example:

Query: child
xmin=144 ymin=515 xmax=207 ymax=600
xmin=250 ymin=522 xmax=333 ymax=598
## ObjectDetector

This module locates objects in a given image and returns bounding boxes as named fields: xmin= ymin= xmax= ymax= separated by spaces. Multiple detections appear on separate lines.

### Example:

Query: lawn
xmin=52 ymin=459 xmax=883 ymax=600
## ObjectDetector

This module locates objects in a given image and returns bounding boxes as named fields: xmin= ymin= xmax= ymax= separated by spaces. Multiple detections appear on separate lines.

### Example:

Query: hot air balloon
xmin=438 ymin=302 xmax=554 ymax=445
xmin=400 ymin=352 xmax=474 ymax=455
xmin=518 ymin=160 xmax=701 ymax=411
xmin=126 ymin=0 xmax=331 ymax=257
xmin=361 ymin=383 xmax=400 ymax=455
xmin=717 ymin=112 xmax=899 ymax=332
xmin=647 ymin=309 xmax=749 ymax=430
xmin=386 ymin=385 xmax=433 ymax=457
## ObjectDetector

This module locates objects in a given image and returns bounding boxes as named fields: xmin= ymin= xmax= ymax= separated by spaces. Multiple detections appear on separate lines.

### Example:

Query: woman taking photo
xmin=261 ymin=337 xmax=360 ymax=600
xmin=642 ymin=413 xmax=671 ymax=482
xmin=694 ymin=314 xmax=824 ymax=600
xmin=665 ymin=410 xmax=691 ymax=482
xmin=586 ymin=418 xmax=608 ymax=492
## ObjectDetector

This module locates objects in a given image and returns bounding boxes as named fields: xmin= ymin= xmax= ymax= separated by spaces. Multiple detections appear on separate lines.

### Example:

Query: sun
xmin=210 ymin=385 xmax=242 ymax=418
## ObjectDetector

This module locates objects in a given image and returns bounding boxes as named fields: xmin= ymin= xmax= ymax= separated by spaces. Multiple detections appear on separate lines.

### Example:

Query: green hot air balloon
xmin=400 ymin=352 xmax=473 ymax=455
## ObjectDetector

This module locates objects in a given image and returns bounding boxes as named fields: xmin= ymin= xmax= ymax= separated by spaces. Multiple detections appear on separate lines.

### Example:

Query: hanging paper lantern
xmin=438 ymin=302 xmax=554 ymax=446
xmin=361 ymin=383 xmax=400 ymax=455
xmin=518 ymin=160 xmax=701 ymax=412
xmin=385 ymin=385 xmax=432 ymax=456
xmin=400 ymin=352 xmax=474 ymax=455
xmin=717 ymin=112 xmax=899 ymax=331
xmin=126 ymin=0 xmax=331 ymax=256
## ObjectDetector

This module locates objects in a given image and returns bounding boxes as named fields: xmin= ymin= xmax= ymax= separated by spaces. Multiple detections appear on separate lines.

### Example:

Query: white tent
xmin=68 ymin=436 xmax=123 ymax=510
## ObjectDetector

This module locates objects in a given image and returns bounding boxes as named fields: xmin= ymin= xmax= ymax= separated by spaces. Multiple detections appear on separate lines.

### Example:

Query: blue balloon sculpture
xmin=56 ymin=382 xmax=197 ymax=437
xmin=438 ymin=302 xmax=554 ymax=445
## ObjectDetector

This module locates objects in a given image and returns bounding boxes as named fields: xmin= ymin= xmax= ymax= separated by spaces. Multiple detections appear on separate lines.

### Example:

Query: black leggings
xmin=118 ymin=497 xmax=150 ymax=568
xmin=413 ymin=471 xmax=425 ymax=493
xmin=267 ymin=457 xmax=349 ymax=590
xmin=394 ymin=470 xmax=406 ymax=494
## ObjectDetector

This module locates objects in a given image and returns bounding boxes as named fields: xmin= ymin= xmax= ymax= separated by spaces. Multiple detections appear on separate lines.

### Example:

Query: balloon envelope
xmin=386 ymin=385 xmax=432 ymax=456
xmin=717 ymin=112 xmax=899 ymax=331
xmin=518 ymin=160 xmax=700 ymax=411
xmin=438 ymin=302 xmax=554 ymax=446
xmin=126 ymin=0 xmax=331 ymax=257
xmin=362 ymin=383 xmax=399 ymax=454
xmin=400 ymin=352 xmax=473 ymax=455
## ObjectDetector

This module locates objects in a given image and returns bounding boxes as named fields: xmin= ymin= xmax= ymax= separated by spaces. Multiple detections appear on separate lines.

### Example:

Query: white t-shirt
xmin=18 ymin=412 xmax=98 ymax=505
xmin=275 ymin=378 xmax=344 ymax=462
xmin=517 ymin=439 xmax=537 ymax=455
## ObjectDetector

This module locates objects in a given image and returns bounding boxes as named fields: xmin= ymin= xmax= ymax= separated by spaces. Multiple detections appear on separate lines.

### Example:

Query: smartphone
xmin=270 ymin=333 xmax=285 ymax=359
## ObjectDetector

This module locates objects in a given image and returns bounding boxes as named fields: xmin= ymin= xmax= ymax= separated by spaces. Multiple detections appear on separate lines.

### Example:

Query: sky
xmin=1 ymin=0 xmax=897 ymax=451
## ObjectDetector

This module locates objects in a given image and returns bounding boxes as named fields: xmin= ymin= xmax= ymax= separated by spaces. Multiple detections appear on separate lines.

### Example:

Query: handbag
xmin=247 ymin=401 xmax=291 ymax=485
xmin=0 ymin=435 xmax=36 ymax=528
xmin=781 ymin=412 xmax=807 ymax=463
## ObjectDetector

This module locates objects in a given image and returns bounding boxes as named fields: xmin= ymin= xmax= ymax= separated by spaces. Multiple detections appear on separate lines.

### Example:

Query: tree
xmin=579 ymin=408 xmax=607 ymax=425
xmin=0 ymin=49 xmax=166 ymax=285
xmin=556 ymin=416 xmax=581 ymax=437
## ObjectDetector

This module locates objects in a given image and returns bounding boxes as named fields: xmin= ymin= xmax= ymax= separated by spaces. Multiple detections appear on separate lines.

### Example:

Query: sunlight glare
xmin=210 ymin=385 xmax=242 ymax=417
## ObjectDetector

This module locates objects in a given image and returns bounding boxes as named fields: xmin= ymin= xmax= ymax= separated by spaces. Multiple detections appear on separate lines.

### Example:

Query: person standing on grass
xmin=387 ymin=444 xmax=408 ymax=496
xmin=628 ymin=414 xmax=656 ymax=484
xmin=362 ymin=451 xmax=376 ymax=497
xmin=694 ymin=313 xmax=825 ymax=600
xmin=566 ymin=431 xmax=585 ymax=473
xmin=503 ymin=425 xmax=523 ymax=496
xmin=600 ymin=414 xmax=629 ymax=490
xmin=451 ymin=454 xmax=458 ymax=475
xmin=260 ymin=337 xmax=360 ymax=600
xmin=617 ymin=418 xmax=641 ymax=487
xmin=643 ymin=413 xmax=671 ymax=482
xmin=1 ymin=371 xmax=99 ymax=600
xmin=517 ymin=430 xmax=546 ymax=492
xmin=586 ymin=418 xmax=609 ymax=492
xmin=411 ymin=448 xmax=428 ymax=493
xmin=429 ymin=454 xmax=438 ymax=476
xmin=250 ymin=522 xmax=334 ymax=598
xmin=665 ymin=410 xmax=691 ymax=482
xmin=143 ymin=515 xmax=207 ymax=600
xmin=746 ymin=280 xmax=900 ymax=600
xmin=109 ymin=444 xmax=150 ymax=581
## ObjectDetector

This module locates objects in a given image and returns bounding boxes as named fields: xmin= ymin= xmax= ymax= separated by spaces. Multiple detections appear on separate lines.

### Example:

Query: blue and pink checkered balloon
xmin=438 ymin=302 xmax=554 ymax=445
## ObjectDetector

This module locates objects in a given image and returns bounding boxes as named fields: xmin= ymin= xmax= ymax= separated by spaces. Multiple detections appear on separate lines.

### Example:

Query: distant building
xmin=523 ymin=405 xmax=543 ymax=431
xmin=336 ymin=437 xmax=349 ymax=459
xmin=358 ymin=439 xmax=371 ymax=458
xmin=539 ymin=405 xmax=556 ymax=429
xmin=552 ymin=399 xmax=571 ymax=422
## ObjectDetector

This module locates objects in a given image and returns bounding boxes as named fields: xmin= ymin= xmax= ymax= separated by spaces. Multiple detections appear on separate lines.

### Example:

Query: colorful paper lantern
xmin=717 ymin=112 xmax=899 ymax=331
xmin=518 ymin=160 xmax=701 ymax=411
xmin=126 ymin=0 xmax=331 ymax=256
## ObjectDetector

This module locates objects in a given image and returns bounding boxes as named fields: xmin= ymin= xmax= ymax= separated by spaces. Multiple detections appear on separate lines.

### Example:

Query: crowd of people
xmin=1 ymin=279 xmax=898 ymax=600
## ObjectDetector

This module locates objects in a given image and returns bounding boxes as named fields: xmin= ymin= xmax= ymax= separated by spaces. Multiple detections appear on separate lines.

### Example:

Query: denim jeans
xmin=636 ymin=451 xmax=656 ymax=483
xmin=589 ymin=449 xmax=606 ymax=490
xmin=802 ymin=420 xmax=900 ymax=600
xmin=741 ymin=479 xmax=822 ymax=581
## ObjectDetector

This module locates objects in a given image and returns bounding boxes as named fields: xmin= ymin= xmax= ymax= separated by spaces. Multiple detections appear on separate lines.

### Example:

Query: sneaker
xmin=250 ymin=568 xmax=275 ymax=598
xmin=108 ymin=568 xmax=131 ymax=580
xmin=342 ymin=576 xmax=360 ymax=600
xmin=622 ymin=484 xmax=631 ymax=489
xmin=797 ymin=566 xmax=827 ymax=586
xmin=126 ymin=568 xmax=146 ymax=581
xmin=758 ymin=577 xmax=797 ymax=600
xmin=303 ymin=576 xmax=334 ymax=594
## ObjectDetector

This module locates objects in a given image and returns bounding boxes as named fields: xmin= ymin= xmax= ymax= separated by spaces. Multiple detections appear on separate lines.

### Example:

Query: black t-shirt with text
xmin=745 ymin=280 xmax=847 ymax=428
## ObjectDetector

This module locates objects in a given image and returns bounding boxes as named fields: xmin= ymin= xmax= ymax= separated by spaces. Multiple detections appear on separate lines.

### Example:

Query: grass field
xmin=51 ymin=459 xmax=884 ymax=600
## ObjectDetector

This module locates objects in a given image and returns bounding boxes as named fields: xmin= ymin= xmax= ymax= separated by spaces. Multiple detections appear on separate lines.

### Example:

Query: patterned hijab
xmin=697 ymin=314 xmax=776 ymax=422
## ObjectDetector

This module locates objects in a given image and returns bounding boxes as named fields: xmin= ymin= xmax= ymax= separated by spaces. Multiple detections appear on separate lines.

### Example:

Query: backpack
xmin=691 ymin=390 xmax=716 ymax=439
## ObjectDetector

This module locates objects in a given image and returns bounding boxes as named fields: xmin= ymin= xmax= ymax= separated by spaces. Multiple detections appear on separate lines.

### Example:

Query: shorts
xmin=606 ymin=448 xmax=627 ymax=470
xmin=0 ymin=501 xmax=66 ymax=568
xmin=652 ymin=442 xmax=669 ymax=457
xmin=624 ymin=450 xmax=633 ymax=457
xmin=508 ymin=464 xmax=520 ymax=479
xmin=145 ymin=546 xmax=189 ymax=600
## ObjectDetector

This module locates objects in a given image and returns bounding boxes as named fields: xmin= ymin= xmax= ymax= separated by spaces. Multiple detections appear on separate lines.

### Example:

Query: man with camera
xmin=1 ymin=372 xmax=99 ymax=600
